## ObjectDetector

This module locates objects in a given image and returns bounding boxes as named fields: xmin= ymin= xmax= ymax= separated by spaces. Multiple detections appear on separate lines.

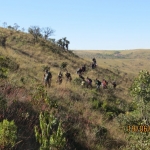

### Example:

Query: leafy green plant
xmin=0 ymin=119 xmax=17 ymax=149
xmin=60 ymin=62 xmax=67 ymax=69
xmin=34 ymin=112 xmax=66 ymax=150
xmin=117 ymin=70 xmax=150 ymax=149
xmin=92 ymin=99 xmax=102 ymax=109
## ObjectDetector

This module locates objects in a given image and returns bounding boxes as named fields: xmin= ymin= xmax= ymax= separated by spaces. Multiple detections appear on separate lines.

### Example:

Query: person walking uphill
xmin=43 ymin=69 xmax=52 ymax=88
xmin=86 ymin=77 xmax=92 ymax=88
xmin=92 ymin=58 xmax=97 ymax=69
xmin=65 ymin=71 xmax=72 ymax=82
xmin=57 ymin=71 xmax=63 ymax=85
xmin=95 ymin=78 xmax=101 ymax=90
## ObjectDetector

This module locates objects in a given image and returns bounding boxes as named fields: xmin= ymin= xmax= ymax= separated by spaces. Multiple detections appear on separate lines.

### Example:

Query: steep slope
xmin=0 ymin=27 xmax=133 ymax=150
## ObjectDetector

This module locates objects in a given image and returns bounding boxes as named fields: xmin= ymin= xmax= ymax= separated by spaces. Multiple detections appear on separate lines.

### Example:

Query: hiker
xmin=95 ymin=78 xmax=101 ymax=90
xmin=65 ymin=71 xmax=72 ymax=82
xmin=92 ymin=58 xmax=97 ymax=69
xmin=81 ymin=64 xmax=86 ymax=72
xmin=86 ymin=77 xmax=92 ymax=88
xmin=77 ymin=68 xmax=82 ymax=75
xmin=92 ymin=58 xmax=96 ymax=64
xmin=43 ymin=69 xmax=52 ymax=87
xmin=112 ymin=81 xmax=117 ymax=89
xmin=102 ymin=79 xmax=107 ymax=89
xmin=92 ymin=62 xmax=96 ymax=69
xmin=56 ymin=71 xmax=63 ymax=84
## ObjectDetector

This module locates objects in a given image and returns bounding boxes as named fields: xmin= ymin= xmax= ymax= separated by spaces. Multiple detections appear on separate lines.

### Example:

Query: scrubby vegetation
xmin=0 ymin=26 xmax=150 ymax=150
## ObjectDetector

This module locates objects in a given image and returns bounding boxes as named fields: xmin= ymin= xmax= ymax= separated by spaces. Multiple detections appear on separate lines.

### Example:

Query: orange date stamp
xmin=127 ymin=125 xmax=150 ymax=132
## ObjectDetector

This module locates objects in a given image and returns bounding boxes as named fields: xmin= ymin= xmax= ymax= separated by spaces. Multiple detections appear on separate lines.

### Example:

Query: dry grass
xmin=73 ymin=50 xmax=150 ymax=76
xmin=0 ymin=27 xmax=137 ymax=150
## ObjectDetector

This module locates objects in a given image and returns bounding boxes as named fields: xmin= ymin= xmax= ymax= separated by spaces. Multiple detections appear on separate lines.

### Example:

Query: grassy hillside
xmin=73 ymin=50 xmax=150 ymax=76
xmin=0 ymin=27 xmax=137 ymax=150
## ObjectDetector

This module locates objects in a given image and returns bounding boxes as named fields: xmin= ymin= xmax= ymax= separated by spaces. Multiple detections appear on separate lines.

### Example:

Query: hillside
xmin=0 ymin=27 xmax=135 ymax=150
xmin=73 ymin=50 xmax=150 ymax=76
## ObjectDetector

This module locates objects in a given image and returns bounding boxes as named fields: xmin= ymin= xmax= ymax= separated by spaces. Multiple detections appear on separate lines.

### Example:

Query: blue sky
xmin=0 ymin=0 xmax=150 ymax=50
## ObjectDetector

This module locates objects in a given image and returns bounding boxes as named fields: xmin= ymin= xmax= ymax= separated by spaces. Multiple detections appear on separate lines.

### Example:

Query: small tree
xmin=57 ymin=39 xmax=63 ymax=47
xmin=0 ymin=119 xmax=17 ymax=149
xmin=7 ymin=26 xmax=14 ymax=30
xmin=13 ymin=23 xmax=20 ymax=31
xmin=117 ymin=70 xmax=150 ymax=150
xmin=28 ymin=26 xmax=42 ymax=43
xmin=3 ymin=22 xmax=7 ymax=28
xmin=42 ymin=27 xmax=54 ymax=40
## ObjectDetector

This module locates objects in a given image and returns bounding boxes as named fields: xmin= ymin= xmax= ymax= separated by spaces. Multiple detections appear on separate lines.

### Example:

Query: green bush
xmin=35 ymin=112 xmax=66 ymax=150
xmin=60 ymin=62 xmax=67 ymax=69
xmin=92 ymin=99 xmax=102 ymax=109
xmin=0 ymin=119 xmax=17 ymax=149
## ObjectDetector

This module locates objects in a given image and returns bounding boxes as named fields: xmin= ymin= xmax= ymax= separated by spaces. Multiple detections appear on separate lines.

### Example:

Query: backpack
xmin=97 ymin=80 xmax=101 ymax=85
xmin=66 ymin=73 xmax=70 ymax=78
xmin=47 ymin=72 xmax=52 ymax=79
xmin=89 ymin=78 xmax=92 ymax=83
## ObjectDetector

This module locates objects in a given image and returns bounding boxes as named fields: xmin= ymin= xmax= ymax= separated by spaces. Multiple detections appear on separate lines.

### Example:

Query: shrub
xmin=34 ymin=112 xmax=66 ymax=150
xmin=0 ymin=119 xmax=17 ymax=149
xmin=92 ymin=99 xmax=102 ymax=110
xmin=60 ymin=62 xmax=67 ymax=69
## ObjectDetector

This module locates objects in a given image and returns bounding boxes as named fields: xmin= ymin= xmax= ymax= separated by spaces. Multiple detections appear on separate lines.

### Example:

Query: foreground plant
xmin=117 ymin=70 xmax=150 ymax=150
xmin=35 ymin=112 xmax=66 ymax=150
xmin=0 ymin=119 xmax=17 ymax=149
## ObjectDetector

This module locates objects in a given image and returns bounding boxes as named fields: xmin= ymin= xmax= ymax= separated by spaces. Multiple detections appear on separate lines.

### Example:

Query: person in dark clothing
xmin=81 ymin=65 xmax=86 ymax=72
xmin=95 ymin=78 xmax=101 ymax=90
xmin=112 ymin=81 xmax=117 ymax=89
xmin=43 ymin=69 xmax=52 ymax=87
xmin=91 ymin=58 xmax=97 ymax=69
xmin=92 ymin=62 xmax=95 ymax=69
xmin=57 ymin=71 xmax=63 ymax=84
xmin=65 ymin=71 xmax=72 ymax=82
xmin=77 ymin=68 xmax=83 ymax=75
xmin=92 ymin=58 xmax=96 ymax=64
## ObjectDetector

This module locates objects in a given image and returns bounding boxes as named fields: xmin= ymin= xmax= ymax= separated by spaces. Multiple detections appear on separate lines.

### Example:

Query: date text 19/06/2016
xmin=127 ymin=125 xmax=150 ymax=132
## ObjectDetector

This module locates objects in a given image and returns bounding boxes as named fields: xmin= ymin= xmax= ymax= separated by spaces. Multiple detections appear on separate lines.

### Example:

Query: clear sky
xmin=0 ymin=0 xmax=150 ymax=50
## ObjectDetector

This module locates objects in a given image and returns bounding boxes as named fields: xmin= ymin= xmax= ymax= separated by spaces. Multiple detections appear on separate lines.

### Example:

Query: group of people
xmin=43 ymin=58 xmax=117 ymax=90
xmin=43 ymin=69 xmax=72 ymax=87
xmin=80 ymin=77 xmax=116 ymax=90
